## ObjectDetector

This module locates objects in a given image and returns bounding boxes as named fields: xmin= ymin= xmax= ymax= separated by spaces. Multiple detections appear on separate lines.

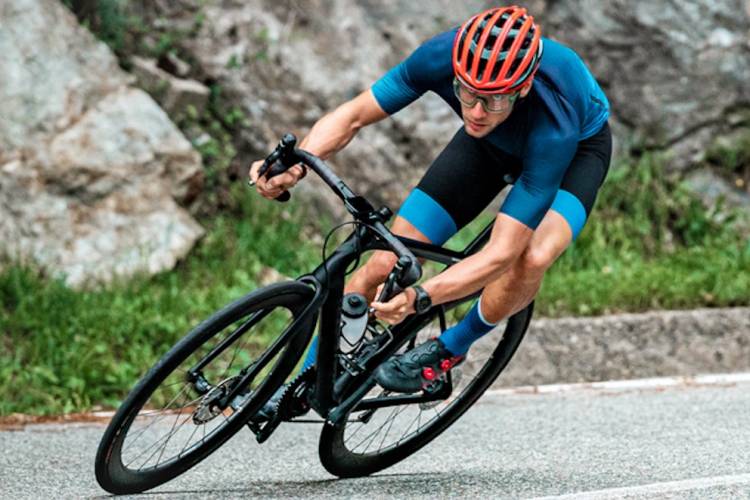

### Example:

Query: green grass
xmin=1 ymin=154 xmax=749 ymax=416
xmin=0 ymin=191 xmax=321 ymax=416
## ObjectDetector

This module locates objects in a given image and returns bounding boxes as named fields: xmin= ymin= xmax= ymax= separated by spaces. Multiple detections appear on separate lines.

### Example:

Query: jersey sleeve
xmin=371 ymin=30 xmax=455 ymax=115
xmin=371 ymin=62 xmax=424 ymax=115
xmin=499 ymin=134 xmax=578 ymax=229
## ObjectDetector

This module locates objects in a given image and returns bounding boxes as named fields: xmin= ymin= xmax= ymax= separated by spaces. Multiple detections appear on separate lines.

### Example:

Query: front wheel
xmin=95 ymin=281 xmax=316 ymax=494
xmin=318 ymin=301 xmax=533 ymax=478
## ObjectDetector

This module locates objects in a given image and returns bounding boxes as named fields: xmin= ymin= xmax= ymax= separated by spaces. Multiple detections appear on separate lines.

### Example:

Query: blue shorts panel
xmin=550 ymin=189 xmax=588 ymax=240
xmin=397 ymin=188 xmax=458 ymax=245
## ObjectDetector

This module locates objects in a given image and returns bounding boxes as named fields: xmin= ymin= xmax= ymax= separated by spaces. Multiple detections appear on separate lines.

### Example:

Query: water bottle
xmin=339 ymin=293 xmax=369 ymax=353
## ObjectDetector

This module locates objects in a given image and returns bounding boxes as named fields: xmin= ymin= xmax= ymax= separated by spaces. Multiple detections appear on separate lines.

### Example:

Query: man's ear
xmin=519 ymin=80 xmax=534 ymax=98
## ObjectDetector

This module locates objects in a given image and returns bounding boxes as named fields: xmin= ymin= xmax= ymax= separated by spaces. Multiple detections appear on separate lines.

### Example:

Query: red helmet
xmin=453 ymin=6 xmax=543 ymax=94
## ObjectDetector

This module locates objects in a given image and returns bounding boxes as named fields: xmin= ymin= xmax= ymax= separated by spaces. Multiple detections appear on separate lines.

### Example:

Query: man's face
xmin=461 ymin=100 xmax=514 ymax=138
xmin=455 ymin=79 xmax=532 ymax=138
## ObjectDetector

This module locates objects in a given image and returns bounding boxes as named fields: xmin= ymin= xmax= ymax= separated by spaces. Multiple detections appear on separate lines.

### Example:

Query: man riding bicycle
xmin=250 ymin=5 xmax=611 ymax=394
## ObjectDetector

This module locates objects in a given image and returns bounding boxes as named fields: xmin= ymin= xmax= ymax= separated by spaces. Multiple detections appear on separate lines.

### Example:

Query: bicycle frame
xmin=302 ymin=215 xmax=495 ymax=423
xmin=248 ymin=133 xmax=506 ymax=425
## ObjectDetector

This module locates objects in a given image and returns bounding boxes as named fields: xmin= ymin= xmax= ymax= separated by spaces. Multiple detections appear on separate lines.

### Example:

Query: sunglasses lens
xmin=453 ymin=79 xmax=517 ymax=113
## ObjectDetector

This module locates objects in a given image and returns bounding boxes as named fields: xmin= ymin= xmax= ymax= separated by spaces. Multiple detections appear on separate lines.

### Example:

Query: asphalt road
xmin=2 ymin=379 xmax=749 ymax=499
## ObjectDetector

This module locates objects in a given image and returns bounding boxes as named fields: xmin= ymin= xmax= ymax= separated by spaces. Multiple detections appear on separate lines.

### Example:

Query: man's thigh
xmin=549 ymin=121 xmax=613 ymax=240
xmin=527 ymin=210 xmax=574 ymax=268
xmin=519 ymin=122 xmax=614 ymax=270
xmin=397 ymin=127 xmax=518 ymax=246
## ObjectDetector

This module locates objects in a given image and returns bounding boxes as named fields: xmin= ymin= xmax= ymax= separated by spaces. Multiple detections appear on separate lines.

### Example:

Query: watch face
xmin=413 ymin=286 xmax=431 ymax=313
xmin=417 ymin=296 xmax=430 ymax=311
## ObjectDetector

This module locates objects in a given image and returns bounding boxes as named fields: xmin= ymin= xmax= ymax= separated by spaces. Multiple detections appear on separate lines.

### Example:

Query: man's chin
xmin=464 ymin=123 xmax=490 ymax=138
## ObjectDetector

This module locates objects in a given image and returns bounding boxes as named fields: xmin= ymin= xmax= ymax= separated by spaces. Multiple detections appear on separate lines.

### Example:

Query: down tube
xmin=309 ymin=228 xmax=369 ymax=415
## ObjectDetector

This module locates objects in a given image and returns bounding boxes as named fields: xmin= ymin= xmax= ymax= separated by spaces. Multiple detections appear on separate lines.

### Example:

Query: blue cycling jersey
xmin=371 ymin=28 xmax=610 ymax=230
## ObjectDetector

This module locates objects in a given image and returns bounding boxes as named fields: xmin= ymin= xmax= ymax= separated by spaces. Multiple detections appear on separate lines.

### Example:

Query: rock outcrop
xmin=149 ymin=0 xmax=749 ymax=214
xmin=0 ymin=0 xmax=204 ymax=287
xmin=1 ymin=0 xmax=748 ymax=284
xmin=543 ymin=0 xmax=750 ymax=165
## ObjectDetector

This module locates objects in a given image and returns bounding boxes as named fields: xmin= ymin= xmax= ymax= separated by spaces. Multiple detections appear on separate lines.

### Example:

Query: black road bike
xmin=95 ymin=134 xmax=534 ymax=494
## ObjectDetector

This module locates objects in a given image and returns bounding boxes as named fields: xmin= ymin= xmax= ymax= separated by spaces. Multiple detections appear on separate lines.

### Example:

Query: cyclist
xmin=250 ymin=5 xmax=611 ymax=394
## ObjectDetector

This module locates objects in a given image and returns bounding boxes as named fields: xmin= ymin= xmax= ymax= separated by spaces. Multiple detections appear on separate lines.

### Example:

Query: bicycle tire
xmin=318 ymin=301 xmax=533 ymax=478
xmin=95 ymin=281 xmax=316 ymax=494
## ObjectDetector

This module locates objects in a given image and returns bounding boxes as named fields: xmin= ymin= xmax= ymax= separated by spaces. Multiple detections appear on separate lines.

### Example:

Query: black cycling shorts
xmin=397 ymin=122 xmax=612 ymax=244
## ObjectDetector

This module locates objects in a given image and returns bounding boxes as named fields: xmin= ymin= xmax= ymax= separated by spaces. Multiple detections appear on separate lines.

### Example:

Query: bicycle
xmin=95 ymin=134 xmax=534 ymax=494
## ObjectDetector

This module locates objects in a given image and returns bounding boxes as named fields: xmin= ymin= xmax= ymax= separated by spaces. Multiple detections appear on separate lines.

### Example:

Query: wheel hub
xmin=192 ymin=376 xmax=239 ymax=424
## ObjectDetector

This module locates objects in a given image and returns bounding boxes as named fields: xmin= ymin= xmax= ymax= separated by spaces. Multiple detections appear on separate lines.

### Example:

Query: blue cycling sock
xmin=303 ymin=300 xmax=497 ymax=367
xmin=438 ymin=300 xmax=498 ymax=356
xmin=301 ymin=336 xmax=318 ymax=371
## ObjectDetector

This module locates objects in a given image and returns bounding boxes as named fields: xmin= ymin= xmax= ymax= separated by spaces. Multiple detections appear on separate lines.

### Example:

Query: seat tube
xmin=309 ymin=230 xmax=365 ymax=415
xmin=312 ymin=274 xmax=345 ymax=414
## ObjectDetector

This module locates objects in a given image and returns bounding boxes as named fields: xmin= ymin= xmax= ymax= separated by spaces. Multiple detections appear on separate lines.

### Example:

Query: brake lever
xmin=369 ymin=256 xmax=409 ymax=314
xmin=248 ymin=134 xmax=298 ymax=202
xmin=246 ymin=150 xmax=280 ymax=188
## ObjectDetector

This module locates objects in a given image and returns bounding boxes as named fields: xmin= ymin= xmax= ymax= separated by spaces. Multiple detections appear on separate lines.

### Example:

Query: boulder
xmin=130 ymin=56 xmax=210 ymax=116
xmin=162 ymin=78 xmax=211 ymax=117
xmin=0 ymin=0 xmax=205 ymax=287
xmin=684 ymin=169 xmax=750 ymax=214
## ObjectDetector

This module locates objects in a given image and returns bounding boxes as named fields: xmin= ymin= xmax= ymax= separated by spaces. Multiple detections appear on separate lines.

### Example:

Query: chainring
xmin=274 ymin=365 xmax=317 ymax=420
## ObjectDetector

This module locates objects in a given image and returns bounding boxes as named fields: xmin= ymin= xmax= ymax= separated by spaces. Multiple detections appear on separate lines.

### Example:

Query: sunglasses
xmin=452 ymin=78 xmax=520 ymax=113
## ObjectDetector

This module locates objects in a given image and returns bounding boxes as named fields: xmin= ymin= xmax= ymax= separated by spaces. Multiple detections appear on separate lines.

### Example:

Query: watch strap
xmin=412 ymin=285 xmax=431 ymax=313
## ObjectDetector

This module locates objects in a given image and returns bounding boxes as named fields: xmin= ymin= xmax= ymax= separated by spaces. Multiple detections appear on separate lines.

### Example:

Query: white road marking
xmin=485 ymin=372 xmax=750 ymax=397
xmin=529 ymin=472 xmax=750 ymax=499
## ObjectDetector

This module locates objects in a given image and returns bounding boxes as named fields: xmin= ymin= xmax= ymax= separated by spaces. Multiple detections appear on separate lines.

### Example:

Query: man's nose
xmin=469 ymin=101 xmax=487 ymax=119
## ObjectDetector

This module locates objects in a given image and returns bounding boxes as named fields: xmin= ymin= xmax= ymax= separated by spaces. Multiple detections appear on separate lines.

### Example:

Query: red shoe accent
xmin=422 ymin=367 xmax=437 ymax=381
xmin=440 ymin=356 xmax=464 ymax=372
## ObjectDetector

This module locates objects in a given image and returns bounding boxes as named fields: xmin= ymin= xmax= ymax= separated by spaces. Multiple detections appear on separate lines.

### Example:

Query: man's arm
xmin=298 ymin=89 xmax=388 ymax=159
xmin=370 ymin=213 xmax=532 ymax=323
xmin=419 ymin=214 xmax=533 ymax=305
xmin=250 ymin=90 xmax=388 ymax=199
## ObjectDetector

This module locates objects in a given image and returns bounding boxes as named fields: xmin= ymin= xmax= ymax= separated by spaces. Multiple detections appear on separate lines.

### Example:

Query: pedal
xmin=247 ymin=366 xmax=316 ymax=443
xmin=420 ymin=368 xmax=462 ymax=409
xmin=255 ymin=414 xmax=282 ymax=444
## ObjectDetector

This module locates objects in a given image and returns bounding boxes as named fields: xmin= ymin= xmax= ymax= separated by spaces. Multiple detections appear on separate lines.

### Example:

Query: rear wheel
xmin=95 ymin=282 xmax=316 ymax=494
xmin=318 ymin=301 xmax=533 ymax=478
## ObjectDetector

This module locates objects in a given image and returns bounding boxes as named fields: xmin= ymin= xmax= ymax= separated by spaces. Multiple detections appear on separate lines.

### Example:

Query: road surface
xmin=1 ymin=376 xmax=749 ymax=499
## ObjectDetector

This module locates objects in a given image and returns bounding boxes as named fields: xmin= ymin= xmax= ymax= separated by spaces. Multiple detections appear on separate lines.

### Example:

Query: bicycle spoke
xmin=396 ymin=409 xmax=423 ymax=446
xmin=178 ymin=421 xmax=201 ymax=459
xmin=377 ymin=406 xmax=399 ymax=451
xmin=126 ymin=387 xmax=195 ymax=470
xmin=143 ymin=413 xmax=193 ymax=470
xmin=344 ymin=403 xmax=397 ymax=446
xmin=349 ymin=405 xmax=408 ymax=453
xmin=126 ymin=410 xmax=190 ymax=470
xmin=126 ymin=391 xmax=203 ymax=450
xmin=219 ymin=321 xmax=259 ymax=382
xmin=136 ymin=382 xmax=192 ymax=418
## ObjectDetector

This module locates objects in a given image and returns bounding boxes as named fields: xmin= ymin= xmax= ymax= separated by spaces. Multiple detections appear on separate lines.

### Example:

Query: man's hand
xmin=370 ymin=285 xmax=417 ymax=325
xmin=249 ymin=160 xmax=306 ymax=200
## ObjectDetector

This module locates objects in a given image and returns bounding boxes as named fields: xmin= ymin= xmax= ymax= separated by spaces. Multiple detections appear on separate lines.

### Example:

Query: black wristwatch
xmin=411 ymin=285 xmax=432 ymax=314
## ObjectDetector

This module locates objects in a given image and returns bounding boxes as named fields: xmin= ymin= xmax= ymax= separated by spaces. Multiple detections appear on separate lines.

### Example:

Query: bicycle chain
xmin=274 ymin=365 xmax=317 ymax=420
